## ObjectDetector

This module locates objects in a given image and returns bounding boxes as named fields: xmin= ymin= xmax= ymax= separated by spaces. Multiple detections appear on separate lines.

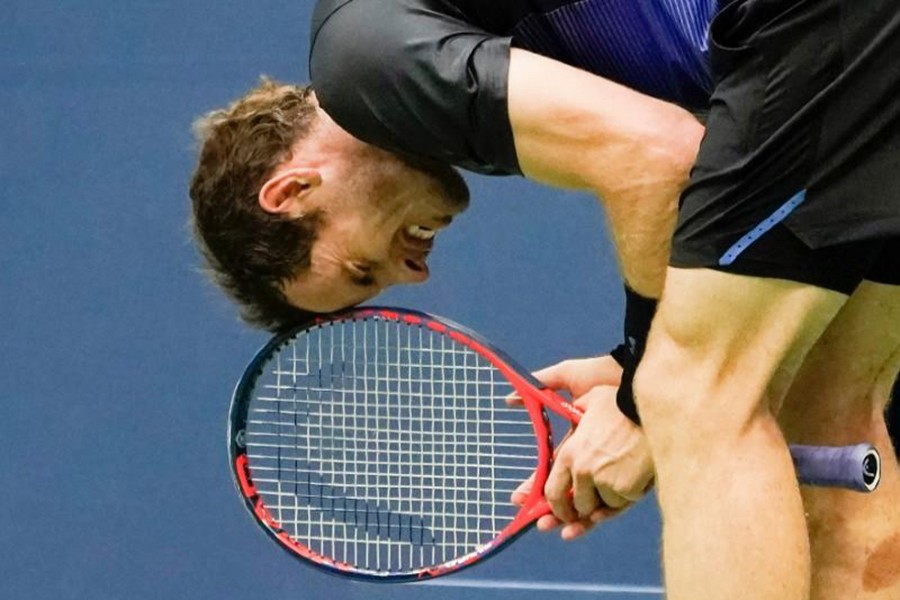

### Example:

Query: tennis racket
xmin=228 ymin=307 xmax=881 ymax=582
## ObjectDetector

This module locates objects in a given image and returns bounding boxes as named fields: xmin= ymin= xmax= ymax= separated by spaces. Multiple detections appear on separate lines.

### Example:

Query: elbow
xmin=585 ymin=106 xmax=705 ymax=199
xmin=650 ymin=108 xmax=704 ymax=191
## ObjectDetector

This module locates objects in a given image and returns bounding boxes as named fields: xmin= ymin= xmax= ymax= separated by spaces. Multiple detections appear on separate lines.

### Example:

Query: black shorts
xmin=671 ymin=0 xmax=900 ymax=294
xmin=686 ymin=224 xmax=900 ymax=293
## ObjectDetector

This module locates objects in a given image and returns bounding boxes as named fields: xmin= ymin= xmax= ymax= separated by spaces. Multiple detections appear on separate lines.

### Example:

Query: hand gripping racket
xmin=228 ymin=307 xmax=881 ymax=582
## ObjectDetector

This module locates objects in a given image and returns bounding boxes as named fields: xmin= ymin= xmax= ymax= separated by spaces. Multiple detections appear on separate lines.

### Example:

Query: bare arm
xmin=507 ymin=48 xmax=704 ymax=298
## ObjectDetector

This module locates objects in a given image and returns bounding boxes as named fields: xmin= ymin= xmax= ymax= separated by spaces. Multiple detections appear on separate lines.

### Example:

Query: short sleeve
xmin=310 ymin=0 xmax=521 ymax=175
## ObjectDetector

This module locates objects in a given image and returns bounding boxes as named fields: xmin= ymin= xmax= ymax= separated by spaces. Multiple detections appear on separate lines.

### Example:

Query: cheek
xmin=336 ymin=207 xmax=399 ymax=254
xmin=339 ymin=179 xmax=399 ymax=226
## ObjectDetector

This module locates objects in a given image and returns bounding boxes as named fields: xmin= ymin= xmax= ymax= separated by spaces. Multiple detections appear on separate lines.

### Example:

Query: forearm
xmin=600 ymin=168 xmax=683 ymax=299
xmin=507 ymin=48 xmax=704 ymax=298
xmin=588 ymin=110 xmax=700 ymax=298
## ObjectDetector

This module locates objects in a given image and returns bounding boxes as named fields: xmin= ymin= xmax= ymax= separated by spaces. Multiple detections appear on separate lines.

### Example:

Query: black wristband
xmin=609 ymin=342 xmax=629 ymax=367
xmin=616 ymin=361 xmax=641 ymax=423
xmin=613 ymin=286 xmax=658 ymax=425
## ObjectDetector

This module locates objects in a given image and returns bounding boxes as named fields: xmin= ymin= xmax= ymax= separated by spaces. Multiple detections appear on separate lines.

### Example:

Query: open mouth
xmin=398 ymin=222 xmax=448 ymax=279
xmin=404 ymin=256 xmax=430 ymax=279
xmin=401 ymin=225 xmax=437 ymax=252
xmin=405 ymin=224 xmax=436 ymax=241
xmin=405 ymin=258 xmax=426 ymax=272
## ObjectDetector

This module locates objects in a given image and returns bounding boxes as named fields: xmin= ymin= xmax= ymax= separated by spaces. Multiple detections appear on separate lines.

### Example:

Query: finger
xmin=598 ymin=487 xmax=631 ymax=510
xmin=531 ymin=361 xmax=577 ymax=392
xmin=594 ymin=354 xmax=625 ymax=384
xmin=560 ymin=520 xmax=590 ymax=541
xmin=560 ymin=505 xmax=627 ymax=540
xmin=510 ymin=472 xmax=536 ymax=505
xmin=572 ymin=384 xmax=617 ymax=412
xmin=504 ymin=391 xmax=524 ymax=407
xmin=536 ymin=514 xmax=562 ymax=531
xmin=545 ymin=465 xmax=577 ymax=523
xmin=533 ymin=357 xmax=623 ymax=398
xmin=533 ymin=360 xmax=595 ymax=397
xmin=572 ymin=470 xmax=602 ymax=518
xmin=620 ymin=473 xmax=656 ymax=503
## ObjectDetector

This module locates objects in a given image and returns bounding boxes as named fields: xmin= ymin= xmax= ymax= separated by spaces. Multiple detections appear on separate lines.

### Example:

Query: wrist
xmin=613 ymin=285 xmax=658 ymax=425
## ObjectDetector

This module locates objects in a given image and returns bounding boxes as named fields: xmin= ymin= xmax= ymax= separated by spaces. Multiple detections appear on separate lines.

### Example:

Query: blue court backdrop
xmin=1 ymin=2 xmax=663 ymax=598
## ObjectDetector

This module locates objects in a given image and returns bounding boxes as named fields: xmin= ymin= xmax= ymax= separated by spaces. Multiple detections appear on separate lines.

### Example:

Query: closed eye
xmin=346 ymin=262 xmax=378 ymax=288
xmin=349 ymin=273 xmax=376 ymax=287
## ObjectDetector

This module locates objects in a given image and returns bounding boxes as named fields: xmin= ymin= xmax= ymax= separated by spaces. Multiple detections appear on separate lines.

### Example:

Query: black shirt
xmin=310 ymin=0 xmax=716 ymax=175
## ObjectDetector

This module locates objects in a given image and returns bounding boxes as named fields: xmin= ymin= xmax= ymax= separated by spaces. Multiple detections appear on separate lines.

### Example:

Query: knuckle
xmin=556 ymin=448 xmax=575 ymax=468
xmin=544 ymin=481 xmax=564 ymax=503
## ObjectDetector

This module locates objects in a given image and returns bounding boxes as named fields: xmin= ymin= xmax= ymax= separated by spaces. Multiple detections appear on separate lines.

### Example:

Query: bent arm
xmin=311 ymin=1 xmax=703 ymax=296
xmin=507 ymin=49 xmax=704 ymax=298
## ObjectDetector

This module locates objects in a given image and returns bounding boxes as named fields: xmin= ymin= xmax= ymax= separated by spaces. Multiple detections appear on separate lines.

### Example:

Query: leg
xmin=635 ymin=267 xmax=846 ymax=600
xmin=779 ymin=281 xmax=900 ymax=599
xmin=643 ymin=2 xmax=900 ymax=594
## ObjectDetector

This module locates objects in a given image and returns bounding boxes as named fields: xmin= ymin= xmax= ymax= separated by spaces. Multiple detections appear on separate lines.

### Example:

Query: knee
xmin=632 ymin=348 xmax=703 ymax=441
xmin=632 ymin=352 xmax=682 ymax=428
xmin=632 ymin=333 xmax=771 ymax=453
xmin=630 ymin=268 xmax=839 ymax=452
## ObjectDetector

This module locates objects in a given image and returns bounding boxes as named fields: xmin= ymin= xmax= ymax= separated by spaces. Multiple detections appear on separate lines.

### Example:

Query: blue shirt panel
xmin=508 ymin=0 xmax=718 ymax=109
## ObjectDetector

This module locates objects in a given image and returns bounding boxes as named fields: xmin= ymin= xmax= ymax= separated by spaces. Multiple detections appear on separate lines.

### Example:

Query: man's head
xmin=190 ymin=78 xmax=469 ymax=330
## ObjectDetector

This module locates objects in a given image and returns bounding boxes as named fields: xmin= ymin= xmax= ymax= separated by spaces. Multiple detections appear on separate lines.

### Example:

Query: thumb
xmin=531 ymin=360 xmax=579 ymax=393
xmin=510 ymin=472 xmax=536 ymax=506
xmin=572 ymin=384 xmax=618 ymax=412
xmin=533 ymin=357 xmax=623 ymax=398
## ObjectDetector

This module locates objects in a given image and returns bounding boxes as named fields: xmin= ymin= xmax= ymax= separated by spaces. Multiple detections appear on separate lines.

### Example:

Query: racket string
xmin=244 ymin=317 xmax=539 ymax=574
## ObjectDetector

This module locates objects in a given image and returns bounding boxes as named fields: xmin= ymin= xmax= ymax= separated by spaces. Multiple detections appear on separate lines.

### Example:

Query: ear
xmin=258 ymin=168 xmax=323 ymax=217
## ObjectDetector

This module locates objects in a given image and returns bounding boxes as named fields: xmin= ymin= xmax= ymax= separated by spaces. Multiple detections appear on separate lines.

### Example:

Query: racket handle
xmin=543 ymin=390 xmax=881 ymax=492
xmin=530 ymin=444 xmax=879 ymax=523
xmin=789 ymin=443 xmax=881 ymax=492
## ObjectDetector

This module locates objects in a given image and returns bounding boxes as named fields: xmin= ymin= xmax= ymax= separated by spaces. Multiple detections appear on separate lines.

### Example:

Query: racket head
xmin=227 ymin=307 xmax=560 ymax=581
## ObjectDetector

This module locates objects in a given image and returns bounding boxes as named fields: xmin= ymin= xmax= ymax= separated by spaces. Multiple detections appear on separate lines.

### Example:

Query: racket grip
xmin=789 ymin=443 xmax=881 ymax=492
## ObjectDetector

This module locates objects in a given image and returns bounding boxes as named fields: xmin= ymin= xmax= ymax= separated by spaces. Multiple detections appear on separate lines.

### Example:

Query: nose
xmin=393 ymin=256 xmax=430 ymax=284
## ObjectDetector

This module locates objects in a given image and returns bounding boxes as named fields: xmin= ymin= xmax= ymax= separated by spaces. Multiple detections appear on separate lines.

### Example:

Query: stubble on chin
xmin=399 ymin=153 xmax=470 ymax=212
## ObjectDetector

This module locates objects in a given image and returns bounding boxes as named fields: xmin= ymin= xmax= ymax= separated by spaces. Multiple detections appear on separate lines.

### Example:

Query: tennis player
xmin=190 ymin=1 xmax=900 ymax=598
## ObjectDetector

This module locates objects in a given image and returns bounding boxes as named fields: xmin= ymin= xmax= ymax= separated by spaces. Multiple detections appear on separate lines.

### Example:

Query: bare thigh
xmin=778 ymin=281 xmax=900 ymax=600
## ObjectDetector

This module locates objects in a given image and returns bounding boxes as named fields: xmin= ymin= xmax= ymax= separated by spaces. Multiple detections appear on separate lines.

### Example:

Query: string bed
xmin=244 ymin=316 xmax=540 ymax=574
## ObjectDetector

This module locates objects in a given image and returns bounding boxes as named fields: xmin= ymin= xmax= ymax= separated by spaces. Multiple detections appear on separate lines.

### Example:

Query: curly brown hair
xmin=190 ymin=78 xmax=322 ymax=331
